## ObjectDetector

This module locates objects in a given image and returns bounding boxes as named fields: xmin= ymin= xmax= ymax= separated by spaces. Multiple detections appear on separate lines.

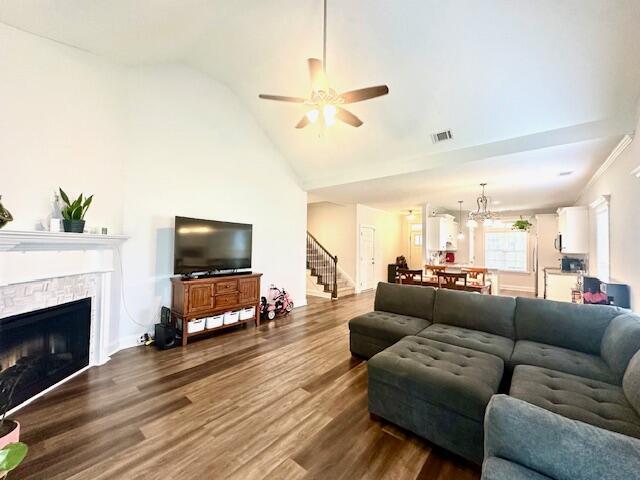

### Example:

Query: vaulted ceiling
xmin=2 ymin=0 xmax=639 ymax=211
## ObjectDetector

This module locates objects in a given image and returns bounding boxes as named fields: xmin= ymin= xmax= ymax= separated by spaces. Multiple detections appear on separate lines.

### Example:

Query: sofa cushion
xmin=623 ymin=350 xmax=640 ymax=416
xmin=482 ymin=457 xmax=553 ymax=480
xmin=367 ymin=336 xmax=503 ymax=421
xmin=433 ymin=289 xmax=516 ymax=339
xmin=374 ymin=282 xmax=436 ymax=321
xmin=417 ymin=324 xmax=514 ymax=361
xmin=348 ymin=311 xmax=430 ymax=343
xmin=484 ymin=395 xmax=640 ymax=480
xmin=601 ymin=313 xmax=640 ymax=382
xmin=510 ymin=340 xmax=616 ymax=384
xmin=510 ymin=365 xmax=640 ymax=438
xmin=514 ymin=297 xmax=623 ymax=355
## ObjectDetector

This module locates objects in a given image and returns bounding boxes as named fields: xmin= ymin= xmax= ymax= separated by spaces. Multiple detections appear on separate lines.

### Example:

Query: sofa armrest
xmin=484 ymin=395 xmax=640 ymax=480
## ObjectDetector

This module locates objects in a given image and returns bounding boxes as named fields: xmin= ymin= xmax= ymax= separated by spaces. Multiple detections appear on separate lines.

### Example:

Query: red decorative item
xmin=445 ymin=252 xmax=455 ymax=263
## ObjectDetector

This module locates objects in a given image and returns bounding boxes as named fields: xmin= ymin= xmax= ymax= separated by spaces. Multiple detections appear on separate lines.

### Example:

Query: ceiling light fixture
xmin=468 ymin=183 xmax=499 ymax=226
xmin=258 ymin=0 xmax=389 ymax=129
xmin=406 ymin=209 xmax=415 ymax=221
xmin=457 ymin=201 xmax=465 ymax=240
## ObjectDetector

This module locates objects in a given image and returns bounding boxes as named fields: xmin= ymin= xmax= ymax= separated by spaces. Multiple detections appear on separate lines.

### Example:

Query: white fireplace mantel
xmin=0 ymin=230 xmax=129 ymax=252
xmin=0 ymin=229 xmax=130 ymax=414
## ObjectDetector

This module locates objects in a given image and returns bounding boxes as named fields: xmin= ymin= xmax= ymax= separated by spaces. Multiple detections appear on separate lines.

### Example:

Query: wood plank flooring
xmin=14 ymin=291 xmax=480 ymax=480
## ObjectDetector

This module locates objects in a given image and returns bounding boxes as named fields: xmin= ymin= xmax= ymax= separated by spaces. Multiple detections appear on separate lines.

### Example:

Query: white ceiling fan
xmin=258 ymin=0 xmax=389 ymax=129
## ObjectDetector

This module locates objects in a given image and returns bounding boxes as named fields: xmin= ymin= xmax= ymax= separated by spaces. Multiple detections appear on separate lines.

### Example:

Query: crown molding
xmin=578 ymin=134 xmax=633 ymax=200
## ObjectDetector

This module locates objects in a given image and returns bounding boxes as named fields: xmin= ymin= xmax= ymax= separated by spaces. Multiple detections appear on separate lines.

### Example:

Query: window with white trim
xmin=484 ymin=231 xmax=528 ymax=272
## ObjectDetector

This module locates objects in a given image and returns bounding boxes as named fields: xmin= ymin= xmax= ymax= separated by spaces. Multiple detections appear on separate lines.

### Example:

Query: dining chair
xmin=425 ymin=264 xmax=447 ymax=281
xmin=397 ymin=268 xmax=423 ymax=285
xmin=437 ymin=271 xmax=468 ymax=289
xmin=462 ymin=267 xmax=488 ymax=286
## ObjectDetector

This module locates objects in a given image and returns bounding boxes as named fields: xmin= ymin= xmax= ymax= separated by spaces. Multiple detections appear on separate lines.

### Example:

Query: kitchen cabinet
xmin=557 ymin=207 xmax=588 ymax=254
xmin=427 ymin=215 xmax=457 ymax=251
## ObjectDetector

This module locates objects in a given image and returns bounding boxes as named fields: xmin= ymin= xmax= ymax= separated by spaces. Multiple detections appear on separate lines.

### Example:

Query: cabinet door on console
xmin=238 ymin=278 xmax=259 ymax=303
xmin=187 ymin=284 xmax=214 ymax=314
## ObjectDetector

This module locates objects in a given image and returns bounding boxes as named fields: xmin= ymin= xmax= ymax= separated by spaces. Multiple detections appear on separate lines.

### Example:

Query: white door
xmin=359 ymin=226 xmax=376 ymax=291
xmin=409 ymin=231 xmax=422 ymax=269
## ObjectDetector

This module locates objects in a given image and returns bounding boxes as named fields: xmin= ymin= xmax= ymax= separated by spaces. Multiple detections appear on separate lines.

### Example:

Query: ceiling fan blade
xmin=336 ymin=107 xmax=363 ymax=127
xmin=340 ymin=85 xmax=389 ymax=104
xmin=295 ymin=115 xmax=310 ymax=129
xmin=308 ymin=58 xmax=329 ymax=92
xmin=259 ymin=94 xmax=306 ymax=103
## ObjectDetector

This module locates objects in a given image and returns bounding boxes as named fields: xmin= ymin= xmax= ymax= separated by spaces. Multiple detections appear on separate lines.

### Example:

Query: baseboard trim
xmin=108 ymin=333 xmax=142 ymax=357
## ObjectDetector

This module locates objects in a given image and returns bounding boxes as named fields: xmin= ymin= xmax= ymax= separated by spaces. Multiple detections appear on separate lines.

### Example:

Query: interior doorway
xmin=409 ymin=230 xmax=423 ymax=269
xmin=359 ymin=226 xmax=376 ymax=291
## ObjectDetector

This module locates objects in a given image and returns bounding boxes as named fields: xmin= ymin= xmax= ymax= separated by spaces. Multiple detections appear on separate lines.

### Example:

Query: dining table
xmin=396 ymin=265 xmax=495 ymax=295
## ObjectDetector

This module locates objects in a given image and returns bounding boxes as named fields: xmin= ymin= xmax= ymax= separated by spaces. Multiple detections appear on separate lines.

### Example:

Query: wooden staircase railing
xmin=306 ymin=231 xmax=338 ymax=299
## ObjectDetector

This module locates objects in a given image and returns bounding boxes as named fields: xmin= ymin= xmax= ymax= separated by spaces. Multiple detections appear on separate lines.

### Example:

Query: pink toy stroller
xmin=260 ymin=284 xmax=294 ymax=321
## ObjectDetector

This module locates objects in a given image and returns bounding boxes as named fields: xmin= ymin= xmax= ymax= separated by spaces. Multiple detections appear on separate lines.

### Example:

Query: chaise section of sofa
xmin=349 ymin=282 xmax=435 ymax=358
xmin=368 ymin=336 xmax=504 ymax=464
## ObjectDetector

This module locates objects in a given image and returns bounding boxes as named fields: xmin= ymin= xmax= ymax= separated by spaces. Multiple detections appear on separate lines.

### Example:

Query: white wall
xmin=356 ymin=205 xmax=403 ymax=290
xmin=307 ymin=203 xmax=357 ymax=282
xmin=0 ymin=24 xmax=127 ymax=233
xmin=119 ymin=65 xmax=307 ymax=343
xmin=576 ymin=120 xmax=640 ymax=309
xmin=0 ymin=25 xmax=307 ymax=350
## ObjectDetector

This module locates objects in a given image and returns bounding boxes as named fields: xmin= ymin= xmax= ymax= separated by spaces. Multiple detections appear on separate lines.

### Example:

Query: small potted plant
xmin=59 ymin=188 xmax=93 ymax=233
xmin=0 ymin=442 xmax=28 ymax=479
xmin=512 ymin=217 xmax=533 ymax=232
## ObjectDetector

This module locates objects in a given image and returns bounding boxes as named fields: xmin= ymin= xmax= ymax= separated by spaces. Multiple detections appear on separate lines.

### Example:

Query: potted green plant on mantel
xmin=59 ymin=188 xmax=93 ymax=233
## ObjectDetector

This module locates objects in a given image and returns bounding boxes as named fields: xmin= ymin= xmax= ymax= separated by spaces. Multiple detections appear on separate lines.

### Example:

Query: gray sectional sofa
xmin=349 ymin=282 xmax=640 ymax=475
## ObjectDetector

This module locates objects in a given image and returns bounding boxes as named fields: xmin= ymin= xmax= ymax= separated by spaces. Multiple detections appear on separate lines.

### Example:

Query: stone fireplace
xmin=0 ymin=230 xmax=128 ymax=413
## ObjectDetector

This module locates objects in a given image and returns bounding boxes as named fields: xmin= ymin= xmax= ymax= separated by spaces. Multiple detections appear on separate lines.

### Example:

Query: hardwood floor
xmin=14 ymin=292 xmax=480 ymax=480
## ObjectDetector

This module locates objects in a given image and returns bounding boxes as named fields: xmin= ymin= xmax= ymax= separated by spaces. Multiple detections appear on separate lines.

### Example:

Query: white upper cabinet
xmin=557 ymin=206 xmax=588 ymax=254
xmin=427 ymin=215 xmax=457 ymax=251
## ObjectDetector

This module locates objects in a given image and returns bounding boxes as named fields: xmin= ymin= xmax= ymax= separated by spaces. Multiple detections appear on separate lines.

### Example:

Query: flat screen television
xmin=174 ymin=216 xmax=252 ymax=275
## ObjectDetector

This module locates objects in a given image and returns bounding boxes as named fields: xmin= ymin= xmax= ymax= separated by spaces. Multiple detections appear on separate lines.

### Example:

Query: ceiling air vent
xmin=431 ymin=129 xmax=453 ymax=144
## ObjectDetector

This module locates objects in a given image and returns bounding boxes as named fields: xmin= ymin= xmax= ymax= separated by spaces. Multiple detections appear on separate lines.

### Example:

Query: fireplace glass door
xmin=0 ymin=298 xmax=91 ymax=411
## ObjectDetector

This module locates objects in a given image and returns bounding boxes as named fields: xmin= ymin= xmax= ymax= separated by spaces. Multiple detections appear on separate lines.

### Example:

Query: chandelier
xmin=467 ymin=183 xmax=499 ymax=227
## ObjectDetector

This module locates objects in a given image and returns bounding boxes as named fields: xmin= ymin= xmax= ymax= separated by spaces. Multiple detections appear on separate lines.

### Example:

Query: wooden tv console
xmin=170 ymin=273 xmax=262 ymax=346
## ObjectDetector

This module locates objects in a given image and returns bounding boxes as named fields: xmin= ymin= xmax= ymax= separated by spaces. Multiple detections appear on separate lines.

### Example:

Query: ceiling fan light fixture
xmin=258 ymin=0 xmax=388 ymax=129
xmin=323 ymin=104 xmax=337 ymax=125
xmin=306 ymin=108 xmax=320 ymax=123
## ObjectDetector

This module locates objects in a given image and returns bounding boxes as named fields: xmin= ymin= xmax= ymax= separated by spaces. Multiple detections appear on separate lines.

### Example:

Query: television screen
xmin=174 ymin=216 xmax=252 ymax=274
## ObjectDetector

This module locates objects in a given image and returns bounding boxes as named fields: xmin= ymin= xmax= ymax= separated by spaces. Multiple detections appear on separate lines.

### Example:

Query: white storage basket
xmin=239 ymin=307 xmax=255 ymax=321
xmin=188 ymin=318 xmax=206 ymax=334
xmin=223 ymin=310 xmax=240 ymax=325
xmin=206 ymin=314 xmax=224 ymax=329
